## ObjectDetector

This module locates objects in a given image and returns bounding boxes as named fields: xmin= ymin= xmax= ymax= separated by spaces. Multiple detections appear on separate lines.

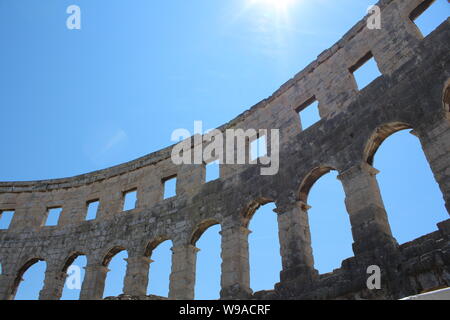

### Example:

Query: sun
xmin=248 ymin=0 xmax=296 ymax=12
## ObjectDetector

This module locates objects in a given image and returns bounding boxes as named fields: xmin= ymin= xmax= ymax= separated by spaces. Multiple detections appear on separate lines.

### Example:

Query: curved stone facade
xmin=0 ymin=0 xmax=449 ymax=300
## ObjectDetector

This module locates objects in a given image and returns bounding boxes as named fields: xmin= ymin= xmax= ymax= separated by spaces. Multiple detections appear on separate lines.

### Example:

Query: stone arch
xmin=59 ymin=251 xmax=87 ymax=300
xmin=102 ymin=246 xmax=127 ymax=267
xmin=11 ymin=257 xmax=46 ymax=299
xmin=191 ymin=219 xmax=222 ymax=300
xmin=242 ymin=198 xmax=281 ymax=292
xmin=101 ymin=246 xmax=128 ymax=298
xmin=143 ymin=236 xmax=173 ymax=298
xmin=190 ymin=219 xmax=221 ymax=245
xmin=298 ymin=166 xmax=336 ymax=203
xmin=363 ymin=121 xmax=448 ymax=243
xmin=61 ymin=251 xmax=86 ymax=273
xmin=297 ymin=166 xmax=353 ymax=274
xmin=242 ymin=197 xmax=274 ymax=228
xmin=144 ymin=236 xmax=171 ymax=257
xmin=363 ymin=122 xmax=413 ymax=166
xmin=444 ymin=79 xmax=450 ymax=120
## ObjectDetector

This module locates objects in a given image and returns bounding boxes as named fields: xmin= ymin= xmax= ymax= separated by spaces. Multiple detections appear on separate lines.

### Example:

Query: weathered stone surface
xmin=0 ymin=0 xmax=449 ymax=300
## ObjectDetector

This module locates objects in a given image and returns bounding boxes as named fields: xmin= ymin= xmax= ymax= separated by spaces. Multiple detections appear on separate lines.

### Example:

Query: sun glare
xmin=249 ymin=0 xmax=295 ymax=12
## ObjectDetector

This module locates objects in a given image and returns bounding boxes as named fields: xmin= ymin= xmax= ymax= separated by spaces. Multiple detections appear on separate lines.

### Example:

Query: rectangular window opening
xmin=350 ymin=52 xmax=382 ymax=90
xmin=86 ymin=200 xmax=99 ymax=220
xmin=45 ymin=207 xmax=62 ymax=226
xmin=205 ymin=160 xmax=220 ymax=183
xmin=163 ymin=176 xmax=177 ymax=199
xmin=250 ymin=135 xmax=267 ymax=162
xmin=0 ymin=210 xmax=15 ymax=230
xmin=410 ymin=0 xmax=448 ymax=37
xmin=123 ymin=190 xmax=138 ymax=211
xmin=297 ymin=97 xmax=321 ymax=130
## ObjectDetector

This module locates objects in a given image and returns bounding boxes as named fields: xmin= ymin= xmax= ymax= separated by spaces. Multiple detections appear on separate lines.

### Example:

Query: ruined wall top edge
xmin=0 ymin=0 xmax=434 ymax=192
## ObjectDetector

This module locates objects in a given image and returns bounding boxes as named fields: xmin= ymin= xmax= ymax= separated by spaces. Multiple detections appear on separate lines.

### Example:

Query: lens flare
xmin=249 ymin=0 xmax=295 ymax=12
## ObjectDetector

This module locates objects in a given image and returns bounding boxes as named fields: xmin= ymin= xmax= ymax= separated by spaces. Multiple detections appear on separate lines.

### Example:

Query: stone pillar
xmin=123 ymin=256 xmax=152 ymax=297
xmin=276 ymin=201 xmax=315 ymax=282
xmin=220 ymin=225 xmax=252 ymax=299
xmin=418 ymin=119 xmax=450 ymax=215
xmin=79 ymin=264 xmax=109 ymax=300
xmin=168 ymin=244 xmax=199 ymax=300
xmin=0 ymin=274 xmax=16 ymax=300
xmin=39 ymin=269 xmax=67 ymax=300
xmin=338 ymin=163 xmax=397 ymax=255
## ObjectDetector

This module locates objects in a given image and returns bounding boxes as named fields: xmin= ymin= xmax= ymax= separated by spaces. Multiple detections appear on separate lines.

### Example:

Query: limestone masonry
xmin=0 ymin=0 xmax=449 ymax=300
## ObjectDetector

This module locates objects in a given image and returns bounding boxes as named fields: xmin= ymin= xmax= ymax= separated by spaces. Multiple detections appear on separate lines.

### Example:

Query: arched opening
xmin=102 ymin=247 xmax=127 ymax=298
xmin=60 ymin=253 xmax=87 ymax=300
xmin=444 ymin=82 xmax=450 ymax=119
xmin=369 ymin=128 xmax=448 ymax=244
xmin=364 ymin=122 xmax=412 ymax=166
xmin=302 ymin=168 xmax=353 ymax=274
xmin=13 ymin=259 xmax=46 ymax=300
xmin=145 ymin=238 xmax=172 ymax=298
xmin=192 ymin=220 xmax=221 ymax=300
xmin=246 ymin=201 xmax=281 ymax=292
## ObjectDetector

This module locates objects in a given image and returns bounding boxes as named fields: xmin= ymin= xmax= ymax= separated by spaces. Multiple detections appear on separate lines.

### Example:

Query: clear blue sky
xmin=1 ymin=0 xmax=448 ymax=300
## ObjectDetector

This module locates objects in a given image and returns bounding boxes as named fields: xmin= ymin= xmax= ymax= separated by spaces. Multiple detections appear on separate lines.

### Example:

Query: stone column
xmin=220 ymin=225 xmax=252 ymax=299
xmin=418 ymin=119 xmax=450 ymax=215
xmin=338 ymin=163 xmax=397 ymax=255
xmin=275 ymin=201 xmax=315 ymax=282
xmin=79 ymin=264 xmax=109 ymax=300
xmin=38 ymin=269 xmax=67 ymax=300
xmin=168 ymin=244 xmax=199 ymax=300
xmin=0 ymin=274 xmax=16 ymax=300
xmin=123 ymin=256 xmax=152 ymax=297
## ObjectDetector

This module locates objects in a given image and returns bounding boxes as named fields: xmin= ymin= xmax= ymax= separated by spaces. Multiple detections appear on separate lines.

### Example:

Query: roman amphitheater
xmin=0 ymin=0 xmax=449 ymax=300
